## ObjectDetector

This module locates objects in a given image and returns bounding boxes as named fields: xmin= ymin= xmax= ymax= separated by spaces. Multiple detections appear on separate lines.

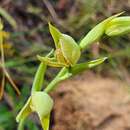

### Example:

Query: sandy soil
xmin=52 ymin=72 xmax=130 ymax=130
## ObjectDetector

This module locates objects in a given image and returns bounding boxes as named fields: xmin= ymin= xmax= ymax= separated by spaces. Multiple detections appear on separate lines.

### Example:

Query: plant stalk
xmin=44 ymin=67 xmax=70 ymax=93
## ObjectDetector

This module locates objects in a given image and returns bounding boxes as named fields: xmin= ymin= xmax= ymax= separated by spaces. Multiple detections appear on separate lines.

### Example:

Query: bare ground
xmin=52 ymin=72 xmax=130 ymax=130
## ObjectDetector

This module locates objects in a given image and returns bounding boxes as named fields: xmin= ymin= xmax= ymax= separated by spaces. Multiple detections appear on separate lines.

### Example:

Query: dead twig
xmin=0 ymin=25 xmax=20 ymax=100
xmin=43 ymin=0 xmax=59 ymax=23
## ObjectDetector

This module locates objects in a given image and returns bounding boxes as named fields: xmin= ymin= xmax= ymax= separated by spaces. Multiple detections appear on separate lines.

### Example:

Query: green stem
xmin=31 ymin=49 xmax=54 ymax=92
xmin=44 ymin=67 xmax=71 ymax=93
xmin=31 ymin=62 xmax=47 ymax=92
xmin=44 ymin=57 xmax=107 ymax=93
xmin=17 ymin=118 xmax=25 ymax=130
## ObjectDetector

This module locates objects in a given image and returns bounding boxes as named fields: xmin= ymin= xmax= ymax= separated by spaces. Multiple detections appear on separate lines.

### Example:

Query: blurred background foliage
xmin=0 ymin=0 xmax=130 ymax=129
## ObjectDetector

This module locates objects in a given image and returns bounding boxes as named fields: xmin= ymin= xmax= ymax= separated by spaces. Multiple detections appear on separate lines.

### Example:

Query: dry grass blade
xmin=4 ymin=92 xmax=14 ymax=109
xmin=0 ymin=74 xmax=5 ymax=100
xmin=0 ymin=7 xmax=17 ymax=29
xmin=4 ymin=68 xmax=20 ymax=95
xmin=0 ymin=24 xmax=5 ymax=100
xmin=43 ymin=0 xmax=64 ymax=28
xmin=43 ymin=0 xmax=59 ymax=23
xmin=0 ymin=23 xmax=20 ymax=97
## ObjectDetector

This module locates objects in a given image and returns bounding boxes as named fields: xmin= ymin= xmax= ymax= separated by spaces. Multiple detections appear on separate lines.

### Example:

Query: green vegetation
xmin=0 ymin=1 xmax=130 ymax=130
xmin=16 ymin=13 xmax=130 ymax=130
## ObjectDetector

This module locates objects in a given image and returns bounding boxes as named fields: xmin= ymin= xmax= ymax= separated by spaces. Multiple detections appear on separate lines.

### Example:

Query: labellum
xmin=16 ymin=92 xmax=53 ymax=130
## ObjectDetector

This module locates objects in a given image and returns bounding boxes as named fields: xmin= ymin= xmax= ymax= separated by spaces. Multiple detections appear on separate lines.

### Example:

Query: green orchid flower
xmin=105 ymin=16 xmax=130 ymax=36
xmin=16 ymin=54 xmax=52 ymax=130
xmin=16 ymin=91 xmax=53 ymax=130
xmin=79 ymin=12 xmax=126 ymax=50
xmin=37 ymin=23 xmax=81 ymax=67
xmin=16 ymin=12 xmax=130 ymax=130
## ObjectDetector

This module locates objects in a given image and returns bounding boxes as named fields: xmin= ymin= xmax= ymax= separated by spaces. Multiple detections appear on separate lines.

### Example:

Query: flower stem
xmin=31 ymin=62 xmax=47 ymax=92
xmin=44 ymin=67 xmax=71 ymax=93
xmin=17 ymin=118 xmax=25 ymax=130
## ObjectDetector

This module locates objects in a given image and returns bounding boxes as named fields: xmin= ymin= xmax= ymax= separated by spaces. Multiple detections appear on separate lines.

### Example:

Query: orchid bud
xmin=79 ymin=12 xmax=124 ymax=50
xmin=105 ymin=16 xmax=130 ymax=36
xmin=31 ymin=92 xmax=53 ymax=130
xmin=31 ymin=92 xmax=53 ymax=117
xmin=16 ymin=92 xmax=53 ymax=130
xmin=38 ymin=23 xmax=81 ymax=67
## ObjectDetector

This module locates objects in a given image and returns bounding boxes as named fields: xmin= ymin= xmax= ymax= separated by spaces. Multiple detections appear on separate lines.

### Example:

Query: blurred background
xmin=0 ymin=0 xmax=130 ymax=130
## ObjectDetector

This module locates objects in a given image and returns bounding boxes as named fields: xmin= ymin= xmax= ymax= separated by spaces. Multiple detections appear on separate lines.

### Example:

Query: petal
xmin=37 ymin=55 xmax=68 ymax=67
xmin=31 ymin=92 xmax=53 ymax=117
xmin=60 ymin=34 xmax=81 ymax=65
xmin=49 ymin=23 xmax=62 ymax=48
xmin=16 ymin=97 xmax=32 ymax=122
xmin=40 ymin=114 xmax=50 ymax=130
xmin=79 ymin=12 xmax=124 ymax=50
xmin=70 ymin=57 xmax=107 ymax=75
xmin=106 ymin=25 xmax=130 ymax=36
xmin=105 ymin=16 xmax=130 ymax=36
